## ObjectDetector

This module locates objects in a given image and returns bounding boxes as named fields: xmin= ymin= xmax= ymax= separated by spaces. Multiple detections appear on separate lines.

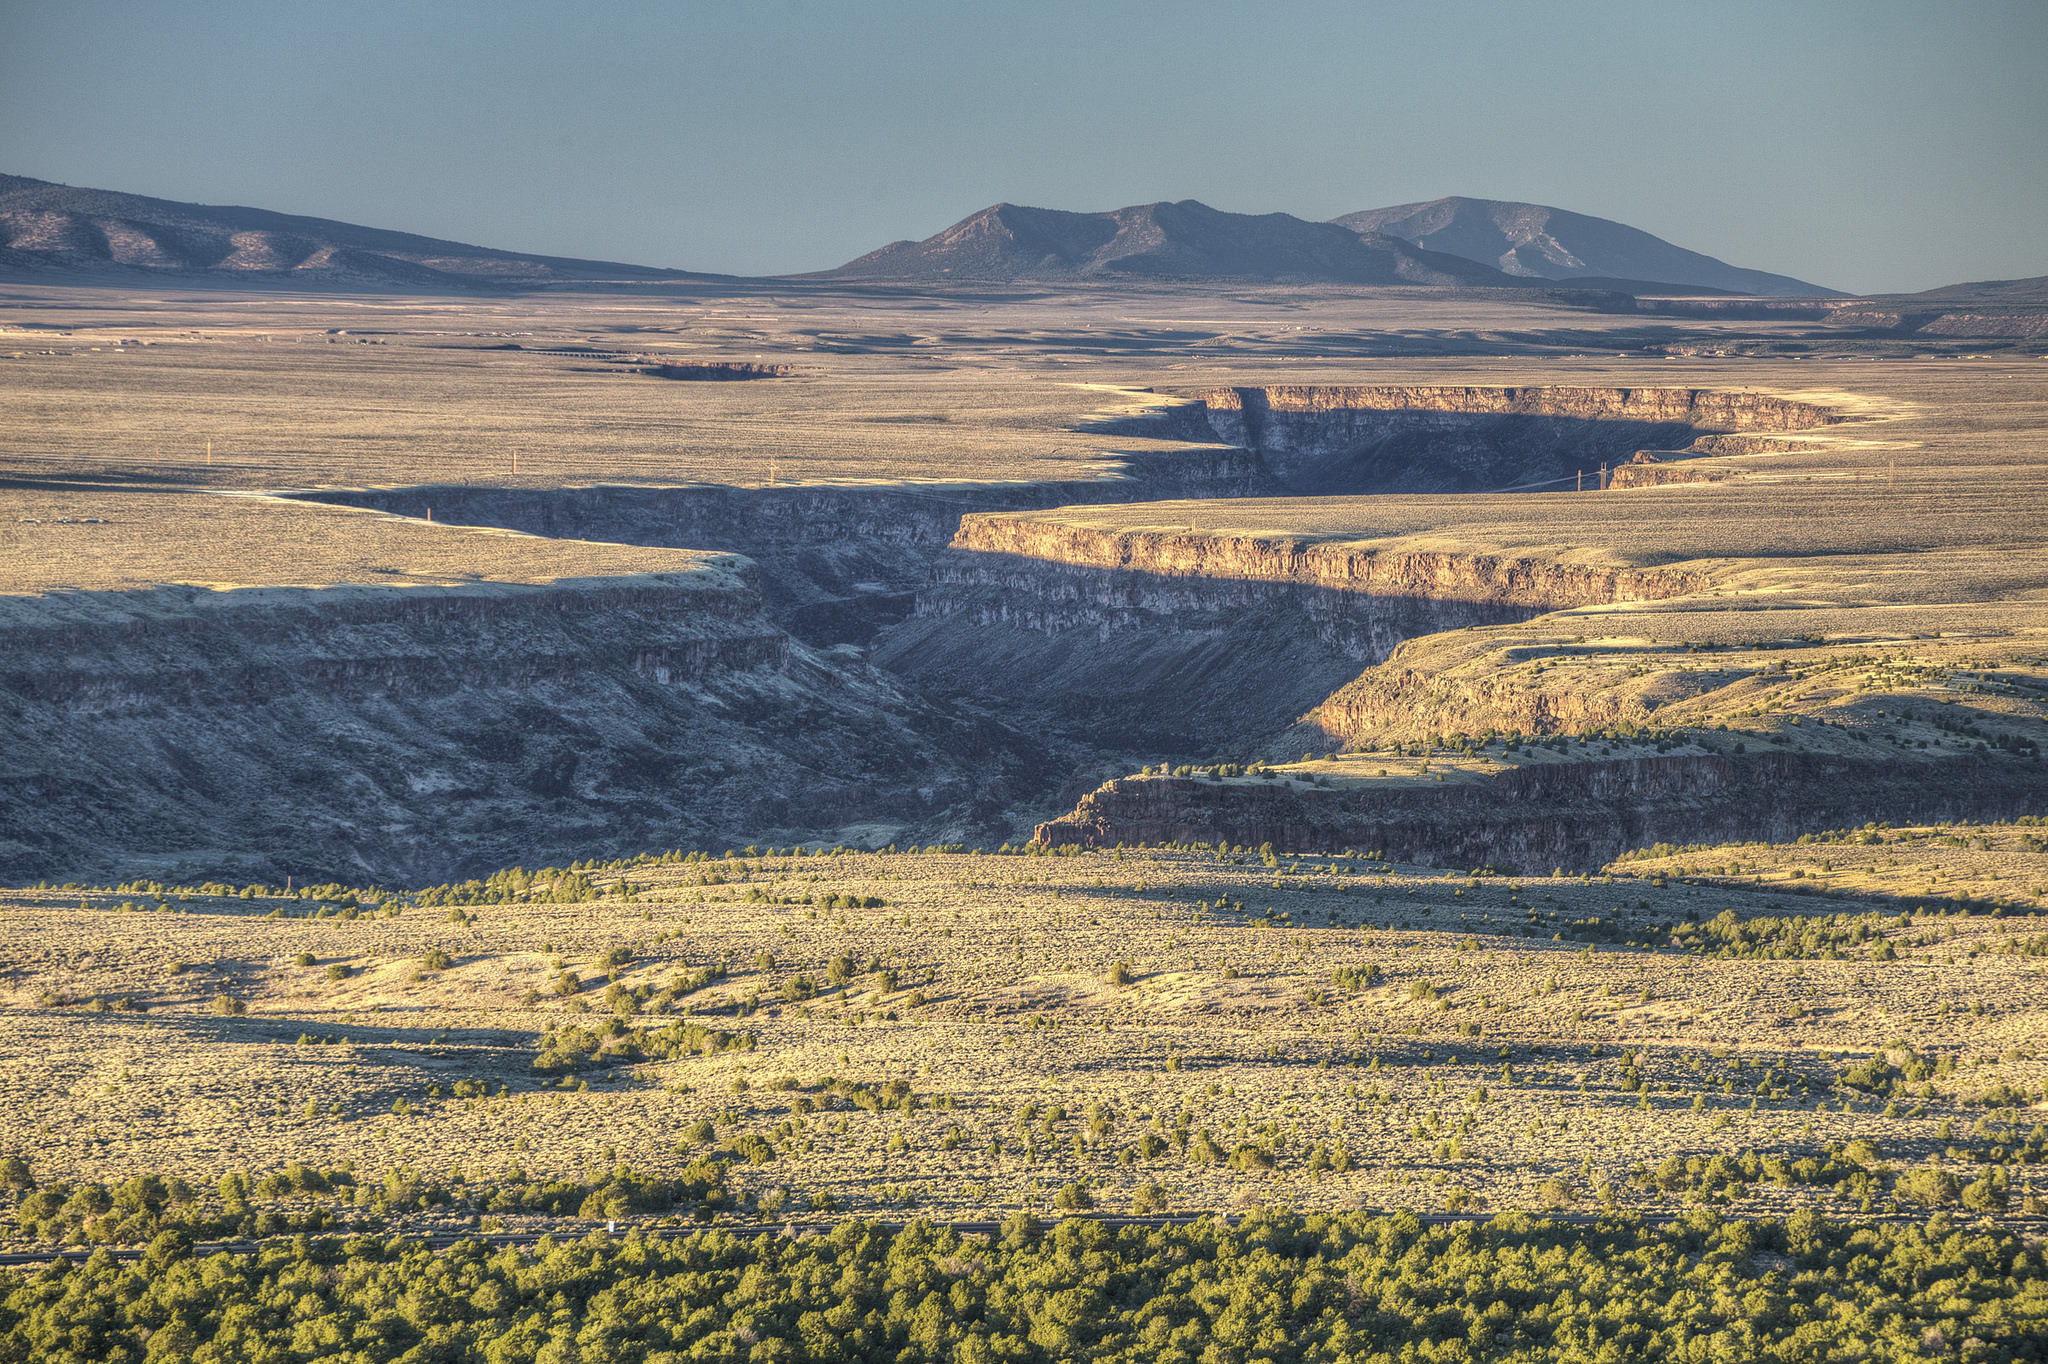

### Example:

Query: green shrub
xmin=6 ymin=1205 xmax=2045 ymax=1359
xmin=726 ymin=1133 xmax=777 ymax=1165
xmin=1226 ymin=1142 xmax=1275 ymax=1172
xmin=1054 ymin=1180 xmax=1094 ymax=1210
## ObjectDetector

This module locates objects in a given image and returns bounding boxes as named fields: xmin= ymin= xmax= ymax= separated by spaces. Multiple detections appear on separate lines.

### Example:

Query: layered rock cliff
xmin=1105 ymin=385 xmax=1847 ymax=494
xmin=876 ymin=517 xmax=1706 ymax=753
xmin=0 ymin=567 xmax=1053 ymax=885
xmin=1034 ymin=751 xmax=2048 ymax=871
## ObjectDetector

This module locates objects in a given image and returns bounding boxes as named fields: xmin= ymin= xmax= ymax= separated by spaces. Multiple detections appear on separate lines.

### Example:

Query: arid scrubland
xmin=1 ymin=836 xmax=2042 ymax=1247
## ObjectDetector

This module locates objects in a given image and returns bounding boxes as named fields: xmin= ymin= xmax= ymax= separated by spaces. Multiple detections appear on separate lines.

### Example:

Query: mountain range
xmin=824 ymin=196 xmax=1838 ymax=295
xmin=0 ymin=173 xmax=708 ymax=287
xmin=0 ymin=172 xmax=1867 ymax=297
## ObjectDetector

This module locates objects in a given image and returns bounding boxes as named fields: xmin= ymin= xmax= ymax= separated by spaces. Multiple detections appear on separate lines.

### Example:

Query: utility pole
xmin=1577 ymin=469 xmax=1583 ymax=492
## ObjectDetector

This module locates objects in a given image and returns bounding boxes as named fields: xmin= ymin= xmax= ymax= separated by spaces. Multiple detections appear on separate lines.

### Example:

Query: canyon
xmin=2 ymin=283 xmax=2044 ymax=883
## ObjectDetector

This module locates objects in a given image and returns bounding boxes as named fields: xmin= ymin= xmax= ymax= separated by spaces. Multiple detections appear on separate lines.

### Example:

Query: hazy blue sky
xmin=3 ymin=0 xmax=2043 ymax=292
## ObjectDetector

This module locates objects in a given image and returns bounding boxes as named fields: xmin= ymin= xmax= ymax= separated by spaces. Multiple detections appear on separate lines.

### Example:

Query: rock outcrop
xmin=1034 ymin=752 xmax=2048 ymax=871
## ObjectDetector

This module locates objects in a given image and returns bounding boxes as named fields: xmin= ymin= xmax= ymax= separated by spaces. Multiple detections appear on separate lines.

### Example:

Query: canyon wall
xmin=942 ymin=518 xmax=1709 ymax=604
xmin=304 ymin=384 xmax=1828 ymax=660
xmin=1304 ymin=638 xmax=1715 ymax=745
xmin=301 ymin=445 xmax=1267 ymax=647
xmin=1193 ymin=385 xmax=1843 ymax=430
xmin=1034 ymin=752 xmax=2048 ymax=871
xmin=877 ymin=518 xmax=1704 ymax=753
xmin=0 ymin=570 xmax=1053 ymax=885
xmin=1170 ymin=385 xmax=1846 ymax=494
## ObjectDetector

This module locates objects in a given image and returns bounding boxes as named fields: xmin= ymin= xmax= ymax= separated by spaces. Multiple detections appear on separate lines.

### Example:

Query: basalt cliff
xmin=1033 ymin=752 xmax=2048 ymax=871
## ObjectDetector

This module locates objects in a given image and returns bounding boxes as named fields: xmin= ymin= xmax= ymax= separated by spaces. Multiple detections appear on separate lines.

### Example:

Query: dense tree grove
xmin=3 ymin=1209 xmax=2043 ymax=1364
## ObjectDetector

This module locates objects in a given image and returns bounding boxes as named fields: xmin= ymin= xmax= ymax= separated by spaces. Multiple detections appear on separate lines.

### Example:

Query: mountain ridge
xmin=1332 ymin=196 xmax=1838 ymax=296
xmin=0 ymin=173 xmax=720 ymax=287
xmin=4 ymin=173 xmax=2018 ymax=299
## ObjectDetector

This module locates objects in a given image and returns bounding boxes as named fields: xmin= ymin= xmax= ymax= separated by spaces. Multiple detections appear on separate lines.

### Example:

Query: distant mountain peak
xmin=1331 ymin=196 xmax=1839 ymax=296
xmin=822 ymin=198 xmax=1520 ymax=287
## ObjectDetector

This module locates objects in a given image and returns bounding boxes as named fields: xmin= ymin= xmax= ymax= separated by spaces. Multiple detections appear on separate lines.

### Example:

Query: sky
xmin=2 ymin=0 xmax=2044 ymax=293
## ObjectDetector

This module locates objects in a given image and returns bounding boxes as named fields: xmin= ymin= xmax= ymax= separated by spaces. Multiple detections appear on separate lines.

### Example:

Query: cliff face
xmin=943 ymin=518 xmax=1708 ymax=606
xmin=0 ymin=571 xmax=1054 ymax=885
xmin=1604 ymin=462 xmax=1726 ymax=489
xmin=876 ymin=517 xmax=1704 ymax=753
xmin=1195 ymin=385 xmax=1841 ymax=428
xmin=1035 ymin=752 xmax=2048 ymax=871
xmin=875 ymin=557 xmax=1518 ymax=753
xmin=1179 ymin=385 xmax=1845 ymax=494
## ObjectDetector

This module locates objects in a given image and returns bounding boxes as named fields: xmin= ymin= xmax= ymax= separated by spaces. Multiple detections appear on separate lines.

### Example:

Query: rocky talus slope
xmin=1025 ymin=606 xmax=2048 ymax=866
